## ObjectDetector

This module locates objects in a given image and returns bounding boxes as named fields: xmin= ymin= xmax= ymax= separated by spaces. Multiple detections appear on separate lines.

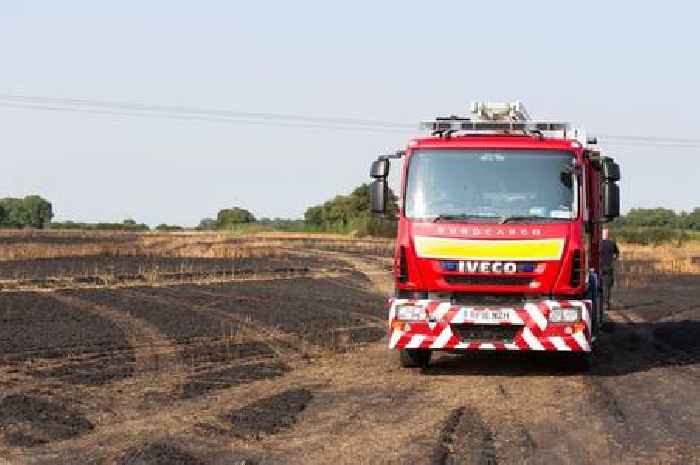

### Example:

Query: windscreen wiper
xmin=433 ymin=214 xmax=502 ymax=223
xmin=500 ymin=215 xmax=551 ymax=224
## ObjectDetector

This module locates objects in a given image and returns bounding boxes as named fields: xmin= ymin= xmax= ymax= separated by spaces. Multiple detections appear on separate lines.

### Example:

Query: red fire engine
xmin=369 ymin=102 xmax=620 ymax=369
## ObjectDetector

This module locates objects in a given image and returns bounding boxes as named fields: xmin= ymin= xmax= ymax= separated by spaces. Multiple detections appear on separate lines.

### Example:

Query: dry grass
xmin=619 ymin=242 xmax=700 ymax=274
xmin=617 ymin=242 xmax=700 ymax=290
xmin=0 ymin=230 xmax=393 ymax=261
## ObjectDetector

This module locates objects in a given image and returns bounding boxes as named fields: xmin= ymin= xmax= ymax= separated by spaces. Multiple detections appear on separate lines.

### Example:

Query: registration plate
xmin=454 ymin=325 xmax=518 ymax=343
xmin=465 ymin=308 xmax=511 ymax=324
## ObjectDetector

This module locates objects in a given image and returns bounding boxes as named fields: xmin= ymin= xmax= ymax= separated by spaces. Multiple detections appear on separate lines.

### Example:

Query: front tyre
xmin=569 ymin=352 xmax=593 ymax=372
xmin=399 ymin=349 xmax=432 ymax=368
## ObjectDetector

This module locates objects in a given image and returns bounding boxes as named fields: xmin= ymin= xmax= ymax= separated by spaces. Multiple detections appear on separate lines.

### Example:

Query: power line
xmin=1 ymin=93 xmax=699 ymax=149
xmin=0 ymin=102 xmax=413 ymax=135
xmin=0 ymin=94 xmax=414 ymax=130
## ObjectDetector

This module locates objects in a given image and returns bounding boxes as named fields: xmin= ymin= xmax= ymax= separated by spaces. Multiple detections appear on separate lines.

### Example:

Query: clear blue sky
xmin=1 ymin=1 xmax=698 ymax=226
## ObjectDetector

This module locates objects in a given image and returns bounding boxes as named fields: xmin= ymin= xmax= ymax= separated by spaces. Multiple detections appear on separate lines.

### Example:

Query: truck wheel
xmin=399 ymin=349 xmax=432 ymax=368
xmin=569 ymin=352 xmax=593 ymax=372
xmin=586 ymin=272 xmax=603 ymax=339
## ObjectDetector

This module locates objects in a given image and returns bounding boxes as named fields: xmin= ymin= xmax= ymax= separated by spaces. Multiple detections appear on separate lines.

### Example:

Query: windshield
xmin=405 ymin=149 xmax=577 ymax=221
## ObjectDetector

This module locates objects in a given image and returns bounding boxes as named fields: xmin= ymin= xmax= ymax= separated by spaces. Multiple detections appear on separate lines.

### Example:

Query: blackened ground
xmin=115 ymin=441 xmax=206 ymax=465
xmin=0 ymin=254 xmax=346 ymax=281
xmin=135 ymin=278 xmax=387 ymax=348
xmin=30 ymin=351 xmax=136 ymax=385
xmin=59 ymin=288 xmax=239 ymax=345
xmin=0 ymin=232 xmax=138 ymax=246
xmin=221 ymin=388 xmax=313 ymax=439
xmin=0 ymin=292 xmax=132 ymax=361
xmin=0 ymin=394 xmax=94 ymax=447
xmin=179 ymin=340 xmax=277 ymax=366
xmin=180 ymin=361 xmax=290 ymax=399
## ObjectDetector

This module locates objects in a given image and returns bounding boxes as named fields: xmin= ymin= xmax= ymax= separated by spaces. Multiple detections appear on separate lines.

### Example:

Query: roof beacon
xmin=470 ymin=101 xmax=530 ymax=122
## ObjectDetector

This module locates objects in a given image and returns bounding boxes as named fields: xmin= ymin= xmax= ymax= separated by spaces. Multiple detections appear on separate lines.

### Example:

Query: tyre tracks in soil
xmin=420 ymin=313 xmax=700 ymax=464
xmin=302 ymin=251 xmax=698 ymax=464
xmin=46 ymin=293 xmax=191 ymax=414
xmin=121 ymin=287 xmax=307 ymax=361
xmin=307 ymin=251 xmax=616 ymax=464
xmin=280 ymin=247 xmax=395 ymax=296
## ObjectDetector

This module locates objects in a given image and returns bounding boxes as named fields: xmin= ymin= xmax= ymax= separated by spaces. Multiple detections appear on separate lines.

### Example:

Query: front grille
xmin=452 ymin=294 xmax=528 ymax=306
xmin=445 ymin=275 xmax=533 ymax=286
xmin=451 ymin=324 xmax=521 ymax=343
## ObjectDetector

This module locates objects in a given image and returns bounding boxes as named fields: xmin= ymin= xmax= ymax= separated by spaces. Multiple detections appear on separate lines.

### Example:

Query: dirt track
xmin=1 ymin=239 xmax=699 ymax=465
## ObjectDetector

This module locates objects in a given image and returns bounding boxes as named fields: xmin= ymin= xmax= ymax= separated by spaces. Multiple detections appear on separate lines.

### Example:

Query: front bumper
xmin=388 ymin=298 xmax=592 ymax=352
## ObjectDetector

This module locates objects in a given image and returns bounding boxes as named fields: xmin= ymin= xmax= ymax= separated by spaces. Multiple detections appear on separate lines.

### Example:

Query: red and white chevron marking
xmin=389 ymin=299 xmax=591 ymax=352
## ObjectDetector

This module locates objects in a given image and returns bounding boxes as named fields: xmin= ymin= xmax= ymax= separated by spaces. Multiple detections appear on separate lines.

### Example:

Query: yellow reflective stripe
xmin=414 ymin=236 xmax=565 ymax=261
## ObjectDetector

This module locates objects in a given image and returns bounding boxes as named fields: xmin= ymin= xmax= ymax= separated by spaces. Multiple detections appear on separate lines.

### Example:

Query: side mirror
xmin=602 ymin=181 xmax=620 ymax=219
xmin=370 ymin=159 xmax=390 ymax=178
xmin=370 ymin=179 xmax=388 ymax=214
xmin=602 ymin=158 xmax=620 ymax=181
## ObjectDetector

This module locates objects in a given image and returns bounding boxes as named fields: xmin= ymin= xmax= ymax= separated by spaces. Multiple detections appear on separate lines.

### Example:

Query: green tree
xmin=22 ymin=195 xmax=54 ymax=229
xmin=216 ymin=207 xmax=256 ymax=229
xmin=304 ymin=205 xmax=325 ymax=226
xmin=0 ymin=195 xmax=53 ymax=228
xmin=624 ymin=208 xmax=678 ymax=227
xmin=303 ymin=183 xmax=399 ymax=235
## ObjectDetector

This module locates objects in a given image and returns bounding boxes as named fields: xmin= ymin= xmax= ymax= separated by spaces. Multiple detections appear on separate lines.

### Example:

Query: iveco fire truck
xmin=369 ymin=102 xmax=620 ymax=369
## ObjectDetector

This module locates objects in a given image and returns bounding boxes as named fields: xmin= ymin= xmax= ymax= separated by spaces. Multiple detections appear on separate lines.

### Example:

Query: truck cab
xmin=369 ymin=102 xmax=620 ymax=368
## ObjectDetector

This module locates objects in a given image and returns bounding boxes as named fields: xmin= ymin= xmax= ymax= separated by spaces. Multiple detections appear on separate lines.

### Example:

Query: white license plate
xmin=466 ymin=308 xmax=511 ymax=323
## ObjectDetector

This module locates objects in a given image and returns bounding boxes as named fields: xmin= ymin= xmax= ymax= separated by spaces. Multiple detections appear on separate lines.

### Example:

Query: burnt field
xmin=1 ymin=232 xmax=699 ymax=465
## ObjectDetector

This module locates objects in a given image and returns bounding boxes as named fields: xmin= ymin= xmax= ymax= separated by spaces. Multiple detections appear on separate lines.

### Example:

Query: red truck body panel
xmin=394 ymin=134 xmax=592 ymax=297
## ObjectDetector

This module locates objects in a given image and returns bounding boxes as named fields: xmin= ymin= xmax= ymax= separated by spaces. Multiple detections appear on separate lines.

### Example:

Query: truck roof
xmin=409 ymin=134 xmax=582 ymax=151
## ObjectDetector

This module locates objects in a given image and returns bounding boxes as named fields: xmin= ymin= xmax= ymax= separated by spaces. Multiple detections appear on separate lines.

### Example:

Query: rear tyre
xmin=399 ymin=349 xmax=432 ymax=368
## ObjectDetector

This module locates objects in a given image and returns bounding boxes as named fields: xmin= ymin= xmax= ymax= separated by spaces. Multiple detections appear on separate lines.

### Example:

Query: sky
xmin=1 ymin=1 xmax=699 ymax=226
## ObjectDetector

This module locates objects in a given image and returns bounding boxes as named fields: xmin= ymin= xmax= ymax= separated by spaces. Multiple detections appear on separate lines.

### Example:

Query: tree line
xmin=4 ymin=191 xmax=699 ymax=243
xmin=609 ymin=207 xmax=700 ymax=245
xmin=616 ymin=207 xmax=700 ymax=230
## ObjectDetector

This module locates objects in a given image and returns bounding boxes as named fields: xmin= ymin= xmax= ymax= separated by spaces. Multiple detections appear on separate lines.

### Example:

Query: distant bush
xmin=216 ymin=207 xmax=256 ymax=229
xmin=155 ymin=224 xmax=184 ymax=232
xmin=196 ymin=207 xmax=257 ymax=231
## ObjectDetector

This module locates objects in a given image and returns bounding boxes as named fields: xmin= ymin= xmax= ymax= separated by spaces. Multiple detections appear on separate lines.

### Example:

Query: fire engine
xmin=369 ymin=102 xmax=620 ymax=369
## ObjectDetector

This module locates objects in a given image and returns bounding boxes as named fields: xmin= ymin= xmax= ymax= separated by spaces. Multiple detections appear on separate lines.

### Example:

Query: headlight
xmin=548 ymin=307 xmax=581 ymax=323
xmin=395 ymin=305 xmax=426 ymax=321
